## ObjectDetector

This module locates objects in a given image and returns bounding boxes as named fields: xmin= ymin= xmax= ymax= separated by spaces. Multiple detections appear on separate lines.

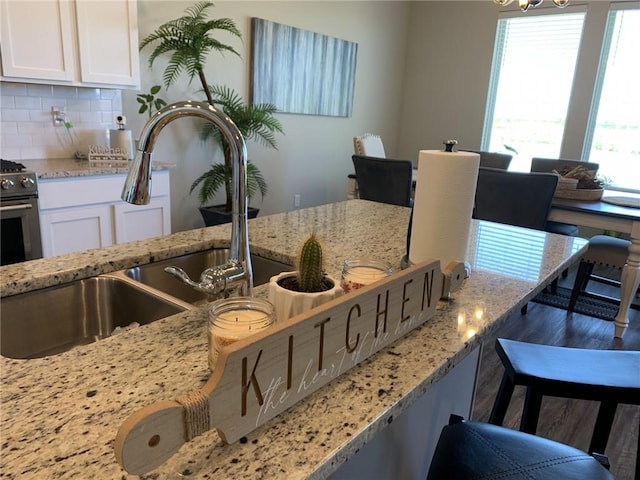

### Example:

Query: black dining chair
xmin=530 ymin=157 xmax=600 ymax=237
xmin=352 ymin=155 xmax=413 ymax=207
xmin=531 ymin=157 xmax=600 ymax=176
xmin=474 ymin=167 xmax=558 ymax=231
xmin=462 ymin=149 xmax=513 ymax=170
xmin=474 ymin=168 xmax=559 ymax=312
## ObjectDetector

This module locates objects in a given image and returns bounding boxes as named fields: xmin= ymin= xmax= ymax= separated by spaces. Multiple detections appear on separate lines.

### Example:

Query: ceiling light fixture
xmin=493 ymin=0 xmax=569 ymax=12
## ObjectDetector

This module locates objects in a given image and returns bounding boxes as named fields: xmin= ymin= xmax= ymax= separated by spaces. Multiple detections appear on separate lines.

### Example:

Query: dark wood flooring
xmin=471 ymin=264 xmax=640 ymax=480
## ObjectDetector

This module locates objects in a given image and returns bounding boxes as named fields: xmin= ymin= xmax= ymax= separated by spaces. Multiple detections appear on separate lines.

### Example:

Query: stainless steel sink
xmin=1 ymin=249 xmax=291 ymax=359
xmin=0 ymin=274 xmax=192 ymax=359
xmin=125 ymin=249 xmax=292 ymax=305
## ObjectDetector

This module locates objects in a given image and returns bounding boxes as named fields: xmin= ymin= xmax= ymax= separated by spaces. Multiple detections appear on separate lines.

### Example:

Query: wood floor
xmin=471 ymin=264 xmax=640 ymax=480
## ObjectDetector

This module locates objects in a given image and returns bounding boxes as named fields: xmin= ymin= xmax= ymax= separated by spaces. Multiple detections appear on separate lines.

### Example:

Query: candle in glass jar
xmin=341 ymin=259 xmax=393 ymax=293
xmin=208 ymin=297 xmax=275 ymax=372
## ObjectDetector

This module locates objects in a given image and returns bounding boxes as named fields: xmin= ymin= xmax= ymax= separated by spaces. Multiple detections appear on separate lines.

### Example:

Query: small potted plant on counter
xmin=139 ymin=1 xmax=283 ymax=226
xmin=269 ymin=233 xmax=343 ymax=322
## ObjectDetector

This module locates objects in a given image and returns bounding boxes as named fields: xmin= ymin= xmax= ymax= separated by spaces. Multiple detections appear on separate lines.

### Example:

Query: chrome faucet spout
xmin=121 ymin=101 xmax=253 ymax=295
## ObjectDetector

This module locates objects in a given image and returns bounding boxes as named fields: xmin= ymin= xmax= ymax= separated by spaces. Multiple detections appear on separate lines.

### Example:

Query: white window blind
xmin=482 ymin=12 xmax=586 ymax=170
xmin=583 ymin=7 xmax=640 ymax=192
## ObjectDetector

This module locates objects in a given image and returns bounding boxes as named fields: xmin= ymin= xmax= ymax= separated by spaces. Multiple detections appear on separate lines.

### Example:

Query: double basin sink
xmin=1 ymin=249 xmax=291 ymax=359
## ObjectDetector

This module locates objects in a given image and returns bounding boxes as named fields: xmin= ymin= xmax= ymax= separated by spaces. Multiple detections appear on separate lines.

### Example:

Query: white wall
xmin=397 ymin=2 xmax=499 ymax=162
xmin=125 ymin=1 xmax=412 ymax=233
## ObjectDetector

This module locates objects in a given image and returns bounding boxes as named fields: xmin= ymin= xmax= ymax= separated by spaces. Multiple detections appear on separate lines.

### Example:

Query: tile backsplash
xmin=0 ymin=81 xmax=124 ymax=160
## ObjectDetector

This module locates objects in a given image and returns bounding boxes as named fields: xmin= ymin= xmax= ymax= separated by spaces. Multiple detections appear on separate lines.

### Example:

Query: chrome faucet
xmin=121 ymin=101 xmax=253 ymax=296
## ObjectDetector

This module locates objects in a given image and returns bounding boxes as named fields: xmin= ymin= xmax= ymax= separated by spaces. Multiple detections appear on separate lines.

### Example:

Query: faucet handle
xmin=164 ymin=260 xmax=246 ymax=296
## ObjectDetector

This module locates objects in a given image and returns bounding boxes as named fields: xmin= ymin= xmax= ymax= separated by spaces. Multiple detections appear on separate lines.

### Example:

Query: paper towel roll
xmin=109 ymin=129 xmax=134 ymax=160
xmin=408 ymin=150 xmax=480 ymax=270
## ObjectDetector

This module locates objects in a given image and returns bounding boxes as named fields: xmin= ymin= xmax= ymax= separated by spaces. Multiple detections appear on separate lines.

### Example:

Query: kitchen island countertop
xmin=0 ymin=200 xmax=587 ymax=479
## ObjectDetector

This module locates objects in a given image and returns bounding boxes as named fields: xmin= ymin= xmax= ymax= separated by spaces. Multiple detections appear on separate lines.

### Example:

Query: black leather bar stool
xmin=427 ymin=415 xmax=614 ymax=479
xmin=488 ymin=338 xmax=640 ymax=466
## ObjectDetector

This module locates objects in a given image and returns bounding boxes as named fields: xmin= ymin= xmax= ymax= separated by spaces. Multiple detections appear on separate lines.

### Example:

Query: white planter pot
xmin=268 ymin=271 xmax=343 ymax=322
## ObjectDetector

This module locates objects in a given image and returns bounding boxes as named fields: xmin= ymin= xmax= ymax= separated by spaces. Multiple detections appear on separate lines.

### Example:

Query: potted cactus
xmin=268 ymin=233 xmax=343 ymax=322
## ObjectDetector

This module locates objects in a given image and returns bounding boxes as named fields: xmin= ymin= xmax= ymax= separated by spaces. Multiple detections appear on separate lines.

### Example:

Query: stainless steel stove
xmin=1 ymin=159 xmax=43 ymax=265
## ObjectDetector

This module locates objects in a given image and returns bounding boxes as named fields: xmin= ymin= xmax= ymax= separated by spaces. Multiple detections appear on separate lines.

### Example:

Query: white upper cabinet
xmin=0 ymin=0 xmax=140 ymax=89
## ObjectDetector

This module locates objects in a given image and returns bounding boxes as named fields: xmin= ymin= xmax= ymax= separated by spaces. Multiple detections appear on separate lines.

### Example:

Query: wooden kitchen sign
xmin=115 ymin=259 xmax=465 ymax=475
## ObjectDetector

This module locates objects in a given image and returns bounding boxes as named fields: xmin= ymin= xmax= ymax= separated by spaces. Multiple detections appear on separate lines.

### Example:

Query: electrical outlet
xmin=52 ymin=107 xmax=66 ymax=127
xmin=294 ymin=194 xmax=301 ymax=208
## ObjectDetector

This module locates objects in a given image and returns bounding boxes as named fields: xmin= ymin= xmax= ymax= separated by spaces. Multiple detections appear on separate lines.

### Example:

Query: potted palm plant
xmin=139 ymin=1 xmax=283 ymax=225
xmin=268 ymin=233 xmax=343 ymax=322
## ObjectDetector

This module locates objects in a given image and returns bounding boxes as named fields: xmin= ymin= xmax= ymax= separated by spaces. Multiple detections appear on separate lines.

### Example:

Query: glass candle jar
xmin=341 ymin=259 xmax=393 ymax=293
xmin=208 ymin=297 xmax=275 ymax=372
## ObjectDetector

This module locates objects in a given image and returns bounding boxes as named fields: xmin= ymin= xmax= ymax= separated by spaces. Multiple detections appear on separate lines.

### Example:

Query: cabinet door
xmin=40 ymin=205 xmax=113 ymax=258
xmin=113 ymin=196 xmax=171 ymax=244
xmin=75 ymin=0 xmax=140 ymax=87
xmin=0 ymin=0 xmax=75 ymax=81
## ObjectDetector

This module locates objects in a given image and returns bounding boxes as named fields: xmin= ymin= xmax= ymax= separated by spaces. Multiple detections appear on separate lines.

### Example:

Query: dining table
xmin=548 ymin=192 xmax=640 ymax=338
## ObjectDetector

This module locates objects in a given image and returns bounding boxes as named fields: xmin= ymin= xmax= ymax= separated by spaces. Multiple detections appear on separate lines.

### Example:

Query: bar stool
xmin=488 ymin=338 xmax=640 ymax=469
xmin=427 ymin=415 xmax=614 ymax=479
xmin=569 ymin=234 xmax=639 ymax=312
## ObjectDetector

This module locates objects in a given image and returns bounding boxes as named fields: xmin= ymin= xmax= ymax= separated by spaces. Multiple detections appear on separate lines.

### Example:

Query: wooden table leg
xmin=615 ymin=229 xmax=640 ymax=338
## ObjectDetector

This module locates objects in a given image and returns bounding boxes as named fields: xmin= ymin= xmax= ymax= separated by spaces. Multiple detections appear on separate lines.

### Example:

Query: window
xmin=583 ymin=8 xmax=640 ymax=191
xmin=483 ymin=4 xmax=640 ymax=192
xmin=482 ymin=11 xmax=586 ymax=171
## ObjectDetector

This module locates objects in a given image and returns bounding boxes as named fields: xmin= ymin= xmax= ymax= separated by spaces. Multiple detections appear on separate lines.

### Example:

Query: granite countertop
xmin=0 ymin=200 xmax=588 ymax=479
xmin=20 ymin=157 xmax=174 ymax=179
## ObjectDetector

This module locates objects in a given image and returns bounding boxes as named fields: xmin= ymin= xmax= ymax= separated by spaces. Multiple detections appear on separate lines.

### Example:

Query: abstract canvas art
xmin=251 ymin=18 xmax=358 ymax=117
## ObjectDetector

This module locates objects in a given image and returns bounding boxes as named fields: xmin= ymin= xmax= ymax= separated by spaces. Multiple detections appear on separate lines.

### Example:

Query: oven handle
xmin=0 ymin=203 xmax=33 ymax=212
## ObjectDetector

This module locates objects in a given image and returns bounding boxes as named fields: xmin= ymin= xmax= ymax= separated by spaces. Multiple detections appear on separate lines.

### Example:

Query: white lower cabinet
xmin=39 ymin=171 xmax=171 ymax=258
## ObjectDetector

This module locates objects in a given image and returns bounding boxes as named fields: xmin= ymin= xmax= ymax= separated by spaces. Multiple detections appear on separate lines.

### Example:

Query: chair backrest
xmin=531 ymin=157 xmax=599 ymax=176
xmin=352 ymin=155 xmax=413 ymax=207
xmin=353 ymin=134 xmax=386 ymax=158
xmin=474 ymin=167 xmax=559 ymax=231
xmin=463 ymin=150 xmax=513 ymax=170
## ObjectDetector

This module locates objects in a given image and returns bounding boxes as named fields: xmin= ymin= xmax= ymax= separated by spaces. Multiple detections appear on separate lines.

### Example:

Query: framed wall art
xmin=251 ymin=18 xmax=358 ymax=117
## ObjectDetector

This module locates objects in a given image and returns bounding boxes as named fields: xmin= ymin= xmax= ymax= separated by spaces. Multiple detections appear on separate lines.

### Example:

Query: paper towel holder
xmin=443 ymin=139 xmax=458 ymax=152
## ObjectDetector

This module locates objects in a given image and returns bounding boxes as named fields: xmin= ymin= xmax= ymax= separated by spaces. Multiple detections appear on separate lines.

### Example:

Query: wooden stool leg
xmin=635 ymin=420 xmax=639 ymax=480
xmin=568 ymin=261 xmax=594 ymax=311
xmin=520 ymin=388 xmax=542 ymax=434
xmin=589 ymin=401 xmax=617 ymax=455
xmin=489 ymin=374 xmax=515 ymax=426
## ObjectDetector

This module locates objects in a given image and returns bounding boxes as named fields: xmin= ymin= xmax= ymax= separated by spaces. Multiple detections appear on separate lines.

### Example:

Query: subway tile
xmin=1 ymin=110 xmax=30 ymax=122
xmin=28 ymin=109 xmax=54 ymax=123
xmin=2 ymin=133 xmax=32 ymax=148
xmin=91 ymin=99 xmax=112 ymax=111
xmin=0 ymin=96 xmax=16 ymax=109
xmin=18 ymin=122 xmax=49 ymax=134
xmin=15 ymin=96 xmax=42 ymax=109
xmin=0 ymin=122 xmax=18 ymax=134
xmin=26 ymin=84 xmax=54 ymax=97
xmin=43 ymin=98 xmax=67 ymax=111
xmin=51 ymin=85 xmax=77 ymax=98
xmin=31 ymin=132 xmax=60 ymax=147
xmin=100 ymin=89 xmax=120 ymax=100
xmin=78 ymin=111 xmax=104 ymax=123
xmin=22 ymin=145 xmax=60 ymax=159
xmin=67 ymin=98 xmax=91 ymax=112
xmin=77 ymin=87 xmax=101 ymax=100
xmin=0 ymin=147 xmax=21 ymax=160
xmin=0 ymin=82 xmax=27 ymax=96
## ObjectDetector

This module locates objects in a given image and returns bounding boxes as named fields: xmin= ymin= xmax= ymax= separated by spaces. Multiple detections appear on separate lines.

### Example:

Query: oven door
xmin=0 ymin=197 xmax=43 ymax=265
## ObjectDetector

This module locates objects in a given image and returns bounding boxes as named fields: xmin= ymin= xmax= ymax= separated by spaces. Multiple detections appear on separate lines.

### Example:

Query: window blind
xmin=482 ymin=12 xmax=586 ymax=166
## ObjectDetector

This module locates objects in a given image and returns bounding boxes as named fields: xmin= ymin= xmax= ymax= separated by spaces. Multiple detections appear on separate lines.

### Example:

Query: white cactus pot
xmin=268 ymin=271 xmax=343 ymax=323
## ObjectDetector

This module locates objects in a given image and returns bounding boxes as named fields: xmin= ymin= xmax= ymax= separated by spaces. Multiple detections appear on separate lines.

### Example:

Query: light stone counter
xmin=0 ymin=200 xmax=588 ymax=479
xmin=20 ymin=157 xmax=174 ymax=179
